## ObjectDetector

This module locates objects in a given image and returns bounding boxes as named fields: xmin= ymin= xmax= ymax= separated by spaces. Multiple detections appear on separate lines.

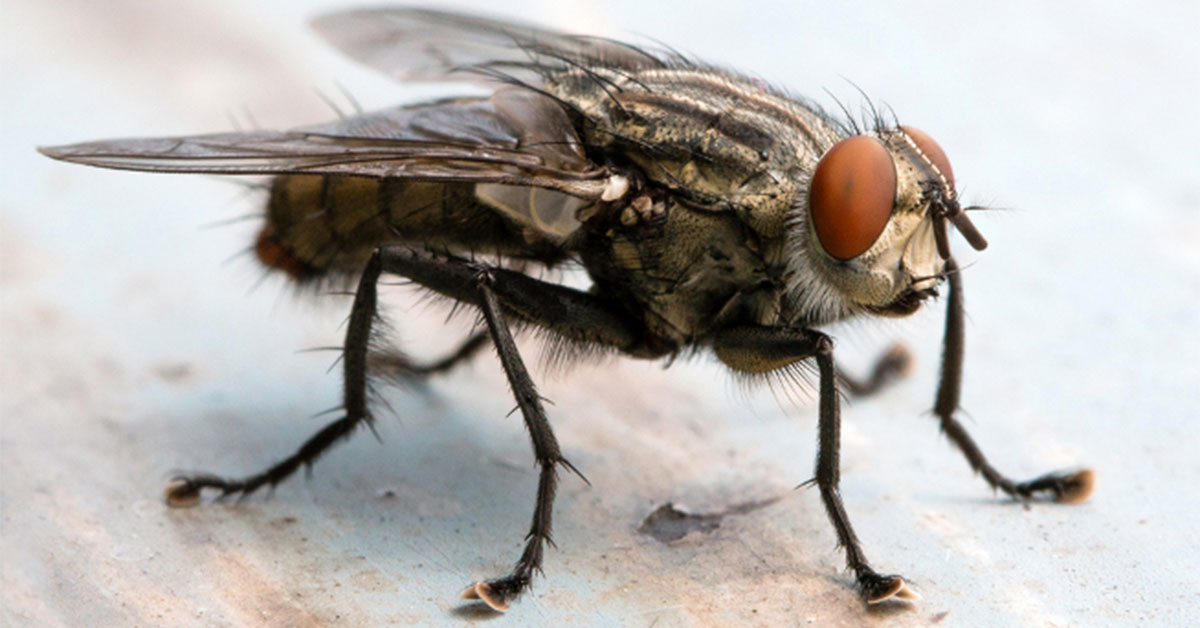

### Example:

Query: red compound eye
xmin=900 ymin=125 xmax=954 ymax=190
xmin=810 ymin=135 xmax=896 ymax=260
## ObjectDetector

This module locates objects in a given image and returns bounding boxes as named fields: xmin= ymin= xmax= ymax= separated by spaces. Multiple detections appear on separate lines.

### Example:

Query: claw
xmin=1018 ymin=467 xmax=1095 ymax=505
xmin=461 ymin=581 xmax=508 ymax=612
xmin=871 ymin=343 xmax=914 ymax=387
xmin=164 ymin=478 xmax=201 ymax=508
xmin=880 ymin=343 xmax=915 ymax=377
xmin=891 ymin=581 xmax=921 ymax=602
xmin=1054 ymin=468 xmax=1095 ymax=505
xmin=861 ymin=572 xmax=919 ymax=604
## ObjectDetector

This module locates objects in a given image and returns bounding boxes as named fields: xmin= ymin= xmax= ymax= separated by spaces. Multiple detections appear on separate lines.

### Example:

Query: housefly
xmin=39 ymin=8 xmax=1094 ymax=611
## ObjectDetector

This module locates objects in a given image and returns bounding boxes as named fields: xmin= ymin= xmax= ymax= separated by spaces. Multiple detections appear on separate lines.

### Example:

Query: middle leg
xmin=370 ymin=329 xmax=490 ymax=380
xmin=713 ymin=326 xmax=918 ymax=603
xmin=837 ymin=343 xmax=913 ymax=398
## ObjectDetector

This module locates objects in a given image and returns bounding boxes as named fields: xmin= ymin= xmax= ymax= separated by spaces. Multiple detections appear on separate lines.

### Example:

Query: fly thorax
xmin=550 ymin=67 xmax=825 ymax=240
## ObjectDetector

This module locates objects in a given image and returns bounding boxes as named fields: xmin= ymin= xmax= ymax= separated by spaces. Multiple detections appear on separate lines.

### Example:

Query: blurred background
xmin=3 ymin=1 xmax=1198 ymax=626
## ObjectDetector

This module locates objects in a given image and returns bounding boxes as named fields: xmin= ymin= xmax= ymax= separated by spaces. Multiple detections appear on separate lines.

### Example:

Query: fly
xmin=38 ymin=8 xmax=1094 ymax=611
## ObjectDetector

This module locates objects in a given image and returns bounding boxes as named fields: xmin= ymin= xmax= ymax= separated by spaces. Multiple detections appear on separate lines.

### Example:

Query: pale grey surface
xmin=3 ymin=1 xmax=1198 ymax=627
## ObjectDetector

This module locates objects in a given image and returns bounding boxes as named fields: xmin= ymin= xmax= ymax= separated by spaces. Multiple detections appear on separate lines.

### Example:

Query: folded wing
xmin=41 ymin=90 xmax=618 ymax=239
xmin=311 ymin=7 xmax=666 ymax=87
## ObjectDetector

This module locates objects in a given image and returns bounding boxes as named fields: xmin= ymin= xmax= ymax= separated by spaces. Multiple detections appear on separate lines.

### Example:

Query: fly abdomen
xmin=256 ymin=174 xmax=567 ymax=281
xmin=257 ymin=174 xmax=402 ymax=279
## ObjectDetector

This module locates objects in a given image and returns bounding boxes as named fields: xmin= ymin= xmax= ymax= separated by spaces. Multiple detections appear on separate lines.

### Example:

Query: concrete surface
xmin=3 ymin=1 xmax=1198 ymax=626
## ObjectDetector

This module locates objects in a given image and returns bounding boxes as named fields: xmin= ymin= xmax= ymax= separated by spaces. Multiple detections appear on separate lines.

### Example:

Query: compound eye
xmin=810 ymin=135 xmax=896 ymax=260
xmin=900 ymin=125 xmax=954 ymax=190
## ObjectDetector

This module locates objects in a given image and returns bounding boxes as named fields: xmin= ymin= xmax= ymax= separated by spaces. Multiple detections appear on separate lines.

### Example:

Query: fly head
xmin=788 ymin=125 xmax=988 ymax=322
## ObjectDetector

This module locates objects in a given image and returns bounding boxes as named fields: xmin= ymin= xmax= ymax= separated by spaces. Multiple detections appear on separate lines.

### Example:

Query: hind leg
xmin=165 ymin=249 xmax=391 ymax=505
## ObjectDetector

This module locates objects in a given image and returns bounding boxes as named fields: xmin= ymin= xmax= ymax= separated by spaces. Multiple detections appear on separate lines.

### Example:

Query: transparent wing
xmin=39 ymin=92 xmax=612 ymax=239
xmin=311 ymin=7 xmax=666 ymax=87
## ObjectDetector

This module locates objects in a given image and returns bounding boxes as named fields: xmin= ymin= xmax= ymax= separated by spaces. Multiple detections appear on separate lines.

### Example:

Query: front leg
xmin=713 ymin=326 xmax=917 ymax=603
xmin=933 ymin=258 xmax=1094 ymax=503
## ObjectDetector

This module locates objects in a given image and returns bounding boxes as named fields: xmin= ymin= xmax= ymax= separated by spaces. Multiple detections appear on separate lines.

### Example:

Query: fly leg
xmin=165 ymin=249 xmax=390 ymax=505
xmin=457 ymin=276 xmax=574 ymax=611
xmin=368 ymin=246 xmax=641 ymax=611
xmin=169 ymin=245 xmax=640 ymax=610
xmin=933 ymin=257 xmax=1094 ymax=503
xmin=370 ymin=329 xmax=490 ymax=380
xmin=713 ymin=327 xmax=917 ymax=603
xmin=837 ymin=344 xmax=913 ymax=397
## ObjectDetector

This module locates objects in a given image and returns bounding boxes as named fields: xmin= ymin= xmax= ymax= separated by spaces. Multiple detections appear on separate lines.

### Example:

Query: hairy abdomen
xmin=255 ymin=175 xmax=565 ymax=280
